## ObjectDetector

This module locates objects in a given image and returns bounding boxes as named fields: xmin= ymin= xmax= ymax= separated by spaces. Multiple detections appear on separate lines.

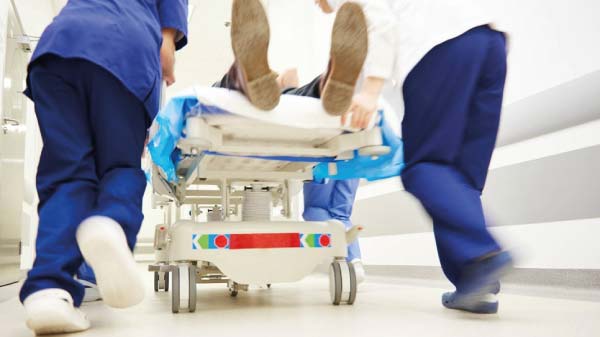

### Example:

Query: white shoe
xmin=351 ymin=259 xmax=366 ymax=285
xmin=77 ymin=279 xmax=102 ymax=302
xmin=24 ymin=288 xmax=90 ymax=335
xmin=76 ymin=216 xmax=145 ymax=308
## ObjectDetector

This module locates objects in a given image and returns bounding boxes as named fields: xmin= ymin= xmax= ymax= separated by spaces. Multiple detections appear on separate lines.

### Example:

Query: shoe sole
xmin=445 ymin=300 xmax=499 ymax=314
xmin=449 ymin=255 xmax=514 ymax=313
xmin=26 ymin=300 xmax=90 ymax=335
xmin=76 ymin=217 xmax=145 ymax=309
xmin=322 ymin=3 xmax=369 ymax=115
xmin=231 ymin=0 xmax=280 ymax=110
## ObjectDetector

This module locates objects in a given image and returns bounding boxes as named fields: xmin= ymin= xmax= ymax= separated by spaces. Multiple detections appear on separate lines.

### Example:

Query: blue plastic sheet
xmin=313 ymin=113 xmax=405 ymax=181
xmin=147 ymin=94 xmax=198 ymax=182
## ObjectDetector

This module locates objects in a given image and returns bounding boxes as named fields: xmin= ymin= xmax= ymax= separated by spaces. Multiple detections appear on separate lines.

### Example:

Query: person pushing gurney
xmin=314 ymin=0 xmax=513 ymax=314
xmin=20 ymin=0 xmax=189 ymax=334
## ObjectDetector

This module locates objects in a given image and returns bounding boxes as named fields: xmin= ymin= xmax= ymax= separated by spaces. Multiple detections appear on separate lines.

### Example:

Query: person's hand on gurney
xmin=161 ymin=28 xmax=178 ymax=86
xmin=342 ymin=76 xmax=385 ymax=129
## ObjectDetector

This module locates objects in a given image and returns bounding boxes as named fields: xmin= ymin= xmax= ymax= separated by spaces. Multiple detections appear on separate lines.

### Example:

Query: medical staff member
xmin=314 ymin=0 xmax=513 ymax=314
xmin=19 ymin=1 xmax=188 ymax=334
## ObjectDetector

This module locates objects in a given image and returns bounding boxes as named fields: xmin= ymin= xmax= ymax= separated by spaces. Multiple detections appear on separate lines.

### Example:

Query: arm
xmin=158 ymin=0 xmax=189 ymax=86
xmin=158 ymin=0 xmax=189 ymax=50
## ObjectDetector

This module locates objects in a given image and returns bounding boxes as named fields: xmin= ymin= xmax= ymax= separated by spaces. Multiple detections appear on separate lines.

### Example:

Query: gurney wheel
xmin=228 ymin=282 xmax=239 ymax=297
xmin=154 ymin=272 xmax=159 ymax=292
xmin=329 ymin=260 xmax=357 ymax=305
xmin=154 ymin=271 xmax=170 ymax=292
xmin=171 ymin=263 xmax=197 ymax=313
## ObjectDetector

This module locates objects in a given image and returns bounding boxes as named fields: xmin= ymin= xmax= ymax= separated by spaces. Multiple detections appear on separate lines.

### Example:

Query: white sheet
xmin=192 ymin=86 xmax=374 ymax=131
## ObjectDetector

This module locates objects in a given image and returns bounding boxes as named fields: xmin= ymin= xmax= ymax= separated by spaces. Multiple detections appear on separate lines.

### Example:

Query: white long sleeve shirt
xmin=327 ymin=0 xmax=495 ymax=88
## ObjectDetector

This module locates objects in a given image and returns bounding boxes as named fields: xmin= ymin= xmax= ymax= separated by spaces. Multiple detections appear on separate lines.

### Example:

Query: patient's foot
xmin=321 ymin=3 xmax=368 ymax=115
xmin=230 ymin=0 xmax=280 ymax=110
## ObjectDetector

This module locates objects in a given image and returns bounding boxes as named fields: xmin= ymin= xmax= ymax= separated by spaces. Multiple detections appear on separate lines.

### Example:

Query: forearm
xmin=360 ymin=76 xmax=385 ymax=98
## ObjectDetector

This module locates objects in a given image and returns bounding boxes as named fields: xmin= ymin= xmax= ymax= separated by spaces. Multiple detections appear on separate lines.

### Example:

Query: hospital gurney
xmin=146 ymin=86 xmax=404 ymax=313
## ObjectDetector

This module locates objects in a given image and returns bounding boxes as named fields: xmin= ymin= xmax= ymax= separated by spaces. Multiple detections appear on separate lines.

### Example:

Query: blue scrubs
xmin=26 ymin=0 xmax=188 ymax=119
xmin=303 ymin=179 xmax=361 ymax=261
xmin=399 ymin=26 xmax=507 ymax=285
xmin=19 ymin=0 xmax=188 ymax=307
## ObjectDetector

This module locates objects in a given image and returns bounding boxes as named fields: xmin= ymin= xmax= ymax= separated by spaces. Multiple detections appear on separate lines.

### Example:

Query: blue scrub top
xmin=26 ymin=0 xmax=189 ymax=119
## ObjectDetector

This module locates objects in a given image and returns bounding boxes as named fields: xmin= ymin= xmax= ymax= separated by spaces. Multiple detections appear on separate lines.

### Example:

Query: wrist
xmin=360 ymin=76 xmax=385 ymax=98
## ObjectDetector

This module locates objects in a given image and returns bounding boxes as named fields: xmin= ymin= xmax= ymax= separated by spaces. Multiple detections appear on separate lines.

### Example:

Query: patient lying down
xmin=224 ymin=0 xmax=375 ymax=129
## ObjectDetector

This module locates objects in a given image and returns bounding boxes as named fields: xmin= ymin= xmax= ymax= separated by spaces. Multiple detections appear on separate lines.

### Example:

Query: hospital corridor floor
xmin=1 ymin=266 xmax=599 ymax=337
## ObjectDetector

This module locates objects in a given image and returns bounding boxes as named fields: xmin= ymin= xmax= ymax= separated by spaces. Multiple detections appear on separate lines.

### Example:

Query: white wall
xmin=361 ymin=218 xmax=600 ymax=270
xmin=0 ymin=0 xmax=7 ymax=115
xmin=9 ymin=1 xmax=58 ymax=269
xmin=490 ymin=0 xmax=600 ymax=105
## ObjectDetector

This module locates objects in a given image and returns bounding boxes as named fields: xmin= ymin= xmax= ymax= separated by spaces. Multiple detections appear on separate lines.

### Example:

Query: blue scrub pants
xmin=19 ymin=56 xmax=148 ymax=306
xmin=303 ymin=179 xmax=362 ymax=261
xmin=400 ymin=26 xmax=507 ymax=286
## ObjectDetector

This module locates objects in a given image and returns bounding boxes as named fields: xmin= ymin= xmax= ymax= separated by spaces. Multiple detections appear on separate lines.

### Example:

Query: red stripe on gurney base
xmin=230 ymin=233 xmax=300 ymax=249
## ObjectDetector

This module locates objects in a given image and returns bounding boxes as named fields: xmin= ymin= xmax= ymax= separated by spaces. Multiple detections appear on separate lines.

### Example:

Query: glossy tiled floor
xmin=1 ymin=266 xmax=599 ymax=337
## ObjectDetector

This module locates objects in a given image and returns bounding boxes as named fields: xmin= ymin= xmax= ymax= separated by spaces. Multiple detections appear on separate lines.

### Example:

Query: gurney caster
xmin=171 ymin=263 xmax=197 ymax=313
xmin=329 ymin=259 xmax=357 ymax=305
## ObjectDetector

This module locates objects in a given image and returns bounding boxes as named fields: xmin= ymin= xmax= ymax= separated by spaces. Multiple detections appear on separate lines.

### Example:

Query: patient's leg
xmin=282 ymin=4 xmax=369 ymax=112
xmin=214 ymin=67 xmax=322 ymax=100
xmin=281 ymin=75 xmax=322 ymax=99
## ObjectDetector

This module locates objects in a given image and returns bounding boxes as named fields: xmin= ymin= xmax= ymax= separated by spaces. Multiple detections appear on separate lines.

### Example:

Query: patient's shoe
xmin=76 ymin=216 xmax=145 ymax=308
xmin=230 ymin=0 xmax=280 ymax=110
xmin=321 ymin=2 xmax=368 ymax=115
xmin=442 ymin=252 xmax=513 ymax=314
xmin=24 ymin=288 xmax=90 ymax=335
